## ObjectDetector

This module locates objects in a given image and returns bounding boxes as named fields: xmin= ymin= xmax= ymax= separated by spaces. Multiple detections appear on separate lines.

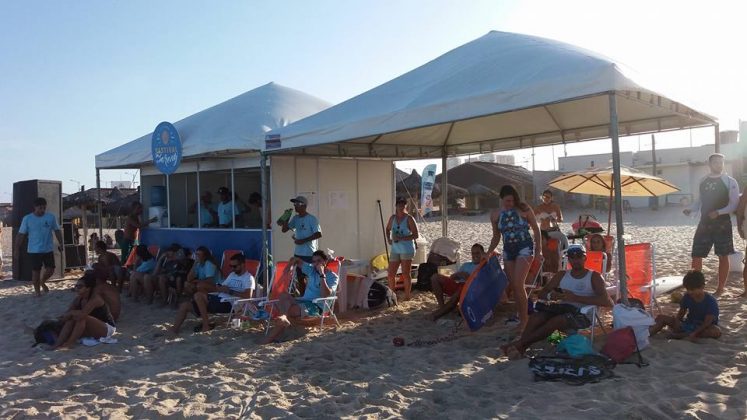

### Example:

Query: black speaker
xmin=12 ymin=180 xmax=64 ymax=281
xmin=64 ymin=245 xmax=87 ymax=269
xmin=62 ymin=222 xmax=75 ymax=244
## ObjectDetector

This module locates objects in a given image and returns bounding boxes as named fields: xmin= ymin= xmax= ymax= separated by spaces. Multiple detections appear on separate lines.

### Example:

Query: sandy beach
xmin=1 ymin=208 xmax=746 ymax=419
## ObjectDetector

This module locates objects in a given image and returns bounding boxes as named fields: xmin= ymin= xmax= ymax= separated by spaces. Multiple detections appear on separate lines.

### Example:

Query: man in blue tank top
xmin=15 ymin=197 xmax=64 ymax=296
xmin=683 ymin=154 xmax=740 ymax=296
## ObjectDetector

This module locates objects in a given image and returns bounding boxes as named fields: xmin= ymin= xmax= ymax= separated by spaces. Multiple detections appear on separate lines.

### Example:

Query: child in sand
xmin=649 ymin=270 xmax=721 ymax=342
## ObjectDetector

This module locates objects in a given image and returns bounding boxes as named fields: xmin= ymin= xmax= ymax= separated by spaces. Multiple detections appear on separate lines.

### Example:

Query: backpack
xmin=612 ymin=303 xmax=655 ymax=350
xmin=32 ymin=319 xmax=64 ymax=347
xmin=414 ymin=262 xmax=439 ymax=291
xmin=368 ymin=281 xmax=397 ymax=309
xmin=601 ymin=326 xmax=648 ymax=367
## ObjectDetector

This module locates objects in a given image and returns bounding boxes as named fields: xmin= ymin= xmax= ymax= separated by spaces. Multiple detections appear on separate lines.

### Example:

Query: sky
xmin=1 ymin=0 xmax=745 ymax=200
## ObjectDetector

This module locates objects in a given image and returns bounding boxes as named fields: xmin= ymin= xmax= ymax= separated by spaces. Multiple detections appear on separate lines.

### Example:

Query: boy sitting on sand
xmin=649 ymin=270 xmax=721 ymax=342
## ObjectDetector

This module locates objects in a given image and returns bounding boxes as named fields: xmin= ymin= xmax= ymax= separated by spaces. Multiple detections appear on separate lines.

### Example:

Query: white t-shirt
xmin=216 ymin=270 xmax=255 ymax=301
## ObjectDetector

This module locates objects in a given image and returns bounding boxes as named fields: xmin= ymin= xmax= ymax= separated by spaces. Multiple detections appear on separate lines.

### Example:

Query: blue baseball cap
xmin=567 ymin=244 xmax=586 ymax=257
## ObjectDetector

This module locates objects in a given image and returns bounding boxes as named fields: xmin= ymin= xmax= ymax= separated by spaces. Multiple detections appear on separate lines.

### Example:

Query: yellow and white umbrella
xmin=549 ymin=166 xmax=680 ymax=233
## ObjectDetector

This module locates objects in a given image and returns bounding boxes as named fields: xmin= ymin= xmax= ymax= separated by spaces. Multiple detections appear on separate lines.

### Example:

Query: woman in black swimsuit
xmin=52 ymin=272 xmax=116 ymax=349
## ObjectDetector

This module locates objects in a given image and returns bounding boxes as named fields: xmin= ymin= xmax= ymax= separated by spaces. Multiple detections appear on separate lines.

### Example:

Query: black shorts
xmin=193 ymin=294 xmax=232 ymax=316
xmin=29 ymin=252 xmax=55 ymax=270
xmin=692 ymin=217 xmax=735 ymax=258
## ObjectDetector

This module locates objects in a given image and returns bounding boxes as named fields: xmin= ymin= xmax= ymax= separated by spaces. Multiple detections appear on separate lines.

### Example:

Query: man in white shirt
xmin=683 ymin=153 xmax=740 ymax=296
xmin=170 ymin=253 xmax=254 ymax=334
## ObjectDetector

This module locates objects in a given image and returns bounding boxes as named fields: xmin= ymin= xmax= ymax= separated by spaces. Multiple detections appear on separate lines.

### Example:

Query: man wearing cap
xmin=501 ymin=244 xmax=612 ymax=359
xmin=684 ymin=153 xmax=740 ymax=296
xmin=281 ymin=196 xmax=322 ymax=263
xmin=217 ymin=187 xmax=240 ymax=228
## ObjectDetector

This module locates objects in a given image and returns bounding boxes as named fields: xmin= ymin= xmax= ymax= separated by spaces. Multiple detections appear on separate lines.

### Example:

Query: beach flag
xmin=420 ymin=164 xmax=437 ymax=215
xmin=458 ymin=253 xmax=508 ymax=332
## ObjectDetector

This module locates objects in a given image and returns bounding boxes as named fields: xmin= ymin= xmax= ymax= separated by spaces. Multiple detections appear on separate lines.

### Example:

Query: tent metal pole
xmin=96 ymin=168 xmax=103 ymax=238
xmin=714 ymin=124 xmax=720 ymax=153
xmin=166 ymin=174 xmax=171 ymax=228
xmin=231 ymin=161 xmax=236 ymax=229
xmin=609 ymin=92 xmax=628 ymax=304
xmin=260 ymin=153 xmax=269 ymax=295
xmin=196 ymin=161 xmax=201 ymax=227
xmin=441 ymin=150 xmax=448 ymax=237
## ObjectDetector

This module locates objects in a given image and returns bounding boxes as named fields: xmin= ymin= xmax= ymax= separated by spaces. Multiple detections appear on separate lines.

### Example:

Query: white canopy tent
xmin=95 ymin=82 xmax=332 ymax=169
xmin=94 ymin=83 xmax=332 ymax=283
xmin=266 ymin=31 xmax=717 ymax=300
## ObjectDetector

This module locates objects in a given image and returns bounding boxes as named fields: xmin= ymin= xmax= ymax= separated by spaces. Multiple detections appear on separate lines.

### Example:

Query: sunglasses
xmin=230 ymin=264 xmax=241 ymax=269
xmin=568 ymin=253 xmax=585 ymax=259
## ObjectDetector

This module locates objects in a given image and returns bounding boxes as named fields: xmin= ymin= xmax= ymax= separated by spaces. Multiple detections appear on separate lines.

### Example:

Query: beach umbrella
xmin=549 ymin=166 xmax=679 ymax=234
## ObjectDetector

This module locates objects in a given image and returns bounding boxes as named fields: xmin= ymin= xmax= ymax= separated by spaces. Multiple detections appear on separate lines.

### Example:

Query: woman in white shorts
xmin=386 ymin=197 xmax=419 ymax=300
xmin=52 ymin=272 xmax=116 ymax=349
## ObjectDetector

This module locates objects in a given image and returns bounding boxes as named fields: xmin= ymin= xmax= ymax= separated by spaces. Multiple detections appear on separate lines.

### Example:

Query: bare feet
xmin=501 ymin=343 xmax=524 ymax=360
xmin=714 ymin=288 xmax=725 ymax=297
xmin=42 ymin=284 xmax=49 ymax=293
xmin=739 ymin=292 xmax=747 ymax=298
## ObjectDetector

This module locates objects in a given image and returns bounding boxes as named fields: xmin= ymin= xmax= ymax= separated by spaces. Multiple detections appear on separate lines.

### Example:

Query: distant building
xmin=446 ymin=157 xmax=462 ymax=169
xmin=464 ymin=153 xmax=515 ymax=165
xmin=556 ymin=140 xmax=742 ymax=208
xmin=110 ymin=180 xmax=132 ymax=189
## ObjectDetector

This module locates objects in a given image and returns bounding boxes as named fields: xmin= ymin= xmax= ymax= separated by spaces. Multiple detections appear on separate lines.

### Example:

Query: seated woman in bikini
xmin=51 ymin=271 xmax=116 ymax=349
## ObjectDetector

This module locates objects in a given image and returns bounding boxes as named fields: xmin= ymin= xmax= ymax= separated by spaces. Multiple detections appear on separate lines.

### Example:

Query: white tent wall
xmin=270 ymin=156 xmax=393 ymax=261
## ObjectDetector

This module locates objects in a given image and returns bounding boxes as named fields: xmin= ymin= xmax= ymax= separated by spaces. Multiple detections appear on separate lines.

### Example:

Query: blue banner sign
xmin=151 ymin=121 xmax=182 ymax=174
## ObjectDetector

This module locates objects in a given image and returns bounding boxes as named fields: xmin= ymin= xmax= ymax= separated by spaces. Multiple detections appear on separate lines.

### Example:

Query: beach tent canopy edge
xmin=266 ymin=31 xmax=716 ymax=158
xmin=95 ymin=82 xmax=332 ymax=169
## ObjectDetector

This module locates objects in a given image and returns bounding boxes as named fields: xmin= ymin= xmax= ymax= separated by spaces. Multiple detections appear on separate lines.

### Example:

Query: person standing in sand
xmin=121 ymin=201 xmax=157 ymax=265
xmin=14 ymin=197 xmax=63 ymax=296
xmin=535 ymin=189 xmax=563 ymax=272
xmin=488 ymin=185 xmax=542 ymax=332
xmin=683 ymin=153 xmax=739 ymax=296
xmin=386 ymin=197 xmax=419 ymax=301
xmin=280 ymin=196 xmax=322 ymax=263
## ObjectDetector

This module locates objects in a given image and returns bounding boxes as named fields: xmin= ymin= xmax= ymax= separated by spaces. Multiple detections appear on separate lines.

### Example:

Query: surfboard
xmin=606 ymin=275 xmax=683 ymax=299
xmin=458 ymin=253 xmax=509 ymax=332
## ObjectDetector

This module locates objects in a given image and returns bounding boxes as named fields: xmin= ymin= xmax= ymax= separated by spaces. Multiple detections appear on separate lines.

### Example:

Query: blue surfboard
xmin=459 ymin=253 xmax=508 ymax=332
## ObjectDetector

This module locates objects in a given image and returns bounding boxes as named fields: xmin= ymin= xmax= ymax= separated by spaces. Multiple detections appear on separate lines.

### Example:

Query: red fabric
xmin=245 ymin=260 xmax=260 ymax=277
xmin=624 ymin=243 xmax=653 ymax=304
xmin=443 ymin=276 xmax=464 ymax=296
xmin=601 ymin=326 xmax=637 ymax=363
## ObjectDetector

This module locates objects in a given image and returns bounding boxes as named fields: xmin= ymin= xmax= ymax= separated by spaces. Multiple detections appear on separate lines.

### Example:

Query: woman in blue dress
xmin=386 ymin=197 xmax=419 ymax=301
xmin=488 ymin=185 xmax=542 ymax=332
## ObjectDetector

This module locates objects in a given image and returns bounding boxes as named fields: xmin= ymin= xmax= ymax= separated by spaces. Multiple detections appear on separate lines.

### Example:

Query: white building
xmin=557 ymin=139 xmax=742 ymax=208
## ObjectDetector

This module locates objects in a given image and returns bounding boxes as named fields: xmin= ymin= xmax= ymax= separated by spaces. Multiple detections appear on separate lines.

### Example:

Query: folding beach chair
xmin=624 ymin=242 xmax=657 ymax=314
xmin=147 ymin=245 xmax=160 ymax=259
xmin=220 ymin=249 xmax=244 ymax=278
xmin=226 ymin=261 xmax=291 ymax=330
xmin=245 ymin=259 xmax=260 ymax=277
xmin=524 ymin=256 xmax=544 ymax=291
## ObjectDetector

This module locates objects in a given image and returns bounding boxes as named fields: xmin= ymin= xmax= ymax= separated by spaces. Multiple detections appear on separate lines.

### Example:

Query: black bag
xmin=368 ymin=281 xmax=397 ymax=309
xmin=414 ymin=262 xmax=438 ymax=291
xmin=32 ymin=319 xmax=64 ymax=347
xmin=535 ymin=302 xmax=579 ymax=316
xmin=528 ymin=354 xmax=616 ymax=385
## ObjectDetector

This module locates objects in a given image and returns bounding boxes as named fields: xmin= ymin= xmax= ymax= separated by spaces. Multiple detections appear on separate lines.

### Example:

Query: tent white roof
xmin=96 ymin=82 xmax=332 ymax=169
xmin=267 ymin=31 xmax=715 ymax=158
